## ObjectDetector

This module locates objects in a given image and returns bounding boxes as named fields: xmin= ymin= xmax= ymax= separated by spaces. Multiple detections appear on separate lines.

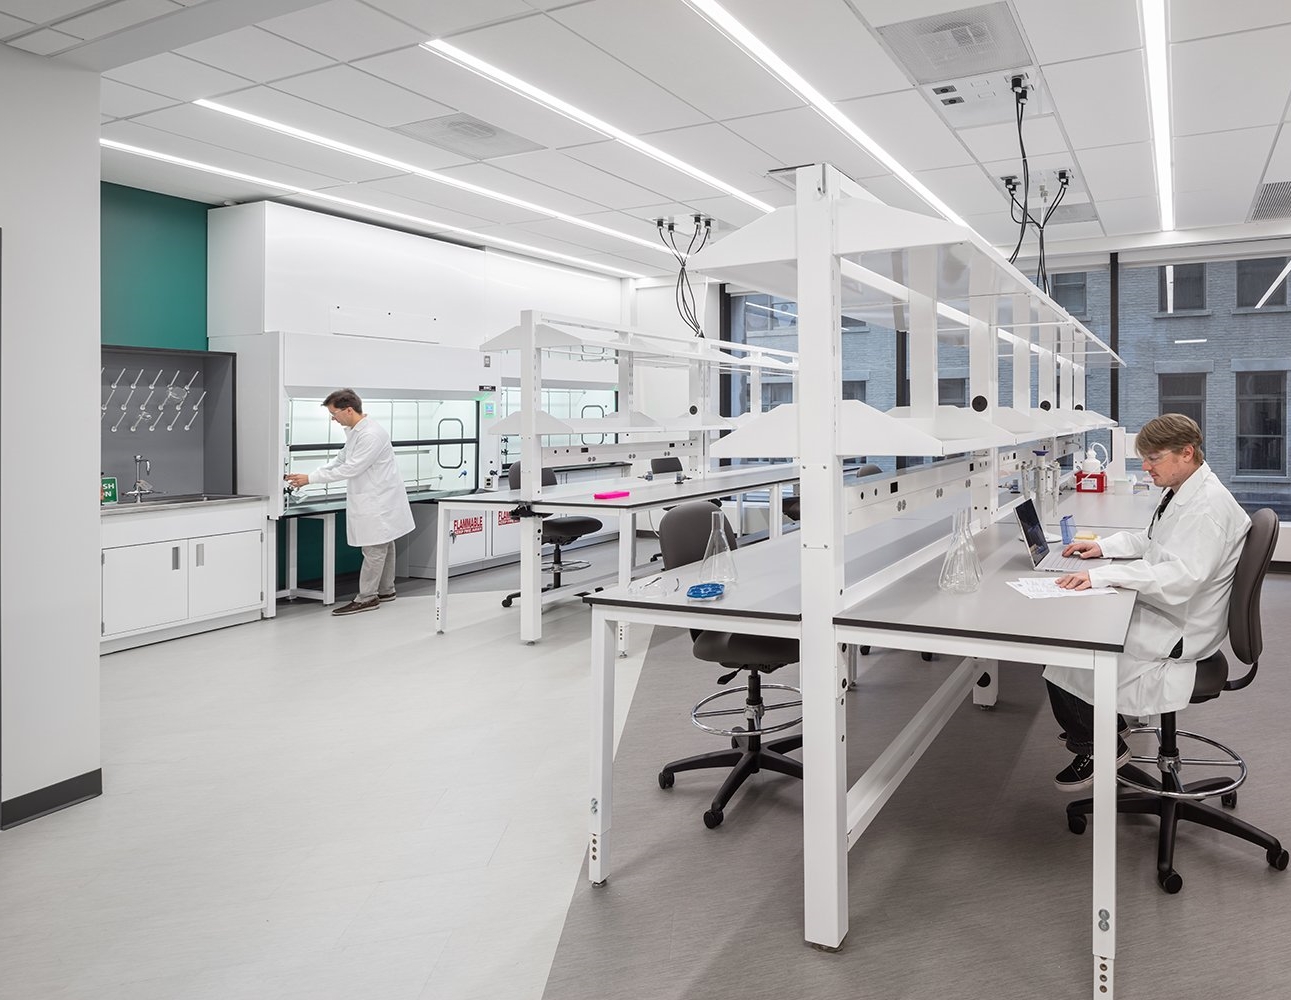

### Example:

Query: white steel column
xmin=795 ymin=165 xmax=849 ymax=950
xmin=1091 ymin=648 xmax=1119 ymax=995
xmin=968 ymin=267 xmax=999 ymax=525
xmin=588 ymin=608 xmax=616 ymax=884
xmin=519 ymin=310 xmax=544 ymax=643
xmin=1059 ymin=323 xmax=1075 ymax=412
xmin=1012 ymin=295 xmax=1032 ymax=410
xmin=434 ymin=502 xmax=453 ymax=633
xmin=908 ymin=247 xmax=939 ymax=418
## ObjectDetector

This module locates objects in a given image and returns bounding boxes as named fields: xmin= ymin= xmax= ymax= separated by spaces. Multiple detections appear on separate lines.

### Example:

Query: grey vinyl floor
xmin=543 ymin=577 xmax=1291 ymax=1000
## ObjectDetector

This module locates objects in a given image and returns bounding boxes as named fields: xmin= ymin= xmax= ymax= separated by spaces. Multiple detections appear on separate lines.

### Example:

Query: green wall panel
xmin=101 ymin=183 xmax=208 ymax=350
xmin=275 ymin=513 xmax=364 ymax=590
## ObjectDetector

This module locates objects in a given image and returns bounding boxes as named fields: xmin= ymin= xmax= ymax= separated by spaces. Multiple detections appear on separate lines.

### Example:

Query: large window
xmin=1236 ymin=372 xmax=1287 ymax=475
xmin=1236 ymin=257 xmax=1288 ymax=308
xmin=1050 ymin=272 xmax=1087 ymax=316
xmin=1158 ymin=373 xmax=1206 ymax=436
xmin=1158 ymin=263 xmax=1206 ymax=312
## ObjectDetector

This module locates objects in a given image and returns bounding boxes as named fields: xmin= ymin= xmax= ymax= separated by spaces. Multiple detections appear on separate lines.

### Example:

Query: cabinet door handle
xmin=172 ymin=545 xmax=181 ymax=570
xmin=195 ymin=542 xmax=204 ymax=568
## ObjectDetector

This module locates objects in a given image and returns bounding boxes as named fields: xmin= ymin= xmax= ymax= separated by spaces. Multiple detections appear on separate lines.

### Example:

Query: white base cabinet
xmin=101 ymin=499 xmax=268 ymax=652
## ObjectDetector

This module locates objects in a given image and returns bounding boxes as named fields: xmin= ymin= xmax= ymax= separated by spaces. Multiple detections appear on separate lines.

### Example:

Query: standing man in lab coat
xmin=284 ymin=389 xmax=414 ymax=616
xmin=1044 ymin=413 xmax=1250 ymax=790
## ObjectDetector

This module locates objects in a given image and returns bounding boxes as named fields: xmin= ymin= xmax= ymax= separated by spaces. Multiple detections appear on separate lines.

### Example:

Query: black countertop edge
xmin=831 ymin=616 xmax=1126 ymax=653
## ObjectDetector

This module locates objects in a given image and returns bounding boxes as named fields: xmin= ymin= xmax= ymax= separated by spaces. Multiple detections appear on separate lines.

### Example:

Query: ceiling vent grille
xmin=877 ymin=2 xmax=1031 ymax=85
xmin=1250 ymin=181 xmax=1291 ymax=222
xmin=392 ymin=113 xmax=542 ymax=160
xmin=1043 ymin=202 xmax=1099 ymax=226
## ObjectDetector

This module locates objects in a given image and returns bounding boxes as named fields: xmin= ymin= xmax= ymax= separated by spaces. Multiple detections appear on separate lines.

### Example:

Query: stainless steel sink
xmin=137 ymin=492 xmax=243 ymax=504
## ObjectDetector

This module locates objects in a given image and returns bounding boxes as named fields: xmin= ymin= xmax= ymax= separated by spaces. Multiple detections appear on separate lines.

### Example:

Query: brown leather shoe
xmin=378 ymin=591 xmax=396 ymax=602
xmin=331 ymin=597 xmax=380 ymax=616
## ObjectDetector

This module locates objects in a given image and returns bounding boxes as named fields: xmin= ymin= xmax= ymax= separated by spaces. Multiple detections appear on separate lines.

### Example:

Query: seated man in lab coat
xmin=1044 ymin=413 xmax=1250 ymax=790
xmin=284 ymin=388 xmax=415 ymax=616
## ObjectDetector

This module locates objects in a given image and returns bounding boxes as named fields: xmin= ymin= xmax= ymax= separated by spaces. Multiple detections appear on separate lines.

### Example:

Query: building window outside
xmin=938 ymin=378 xmax=968 ymax=407
xmin=1236 ymin=257 xmax=1288 ymax=308
xmin=1236 ymin=371 xmax=1286 ymax=475
xmin=1158 ymin=373 xmax=1206 ymax=438
xmin=842 ymin=380 xmax=867 ymax=402
xmin=1051 ymin=272 xmax=1087 ymax=316
xmin=1158 ymin=263 xmax=1206 ymax=312
xmin=761 ymin=381 xmax=794 ymax=409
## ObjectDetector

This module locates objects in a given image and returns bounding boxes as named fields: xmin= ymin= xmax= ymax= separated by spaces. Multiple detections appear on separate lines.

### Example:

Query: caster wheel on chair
xmin=703 ymin=807 xmax=724 ymax=829
xmin=1222 ymin=791 xmax=1238 ymax=809
xmin=920 ymin=652 xmax=933 ymax=662
xmin=501 ymin=597 xmax=513 ymax=608
xmin=1067 ymin=813 xmax=1087 ymax=835
xmin=1268 ymin=847 xmax=1289 ymax=871
xmin=1158 ymin=869 xmax=1183 ymax=894
xmin=658 ymin=770 xmax=674 ymax=790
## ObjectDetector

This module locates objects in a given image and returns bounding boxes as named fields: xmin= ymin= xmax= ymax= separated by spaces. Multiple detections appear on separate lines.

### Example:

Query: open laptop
xmin=1013 ymin=498 xmax=1110 ymax=573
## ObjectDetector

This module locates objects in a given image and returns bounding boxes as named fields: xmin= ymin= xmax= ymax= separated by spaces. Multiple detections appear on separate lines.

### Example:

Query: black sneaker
xmin=1054 ymin=740 xmax=1131 ymax=791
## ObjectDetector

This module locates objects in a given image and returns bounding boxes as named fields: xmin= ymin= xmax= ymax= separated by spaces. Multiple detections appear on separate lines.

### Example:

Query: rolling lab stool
xmin=500 ymin=463 xmax=603 ymax=609
xmin=647 ymin=457 xmax=718 ymax=563
xmin=1065 ymin=508 xmax=1288 ymax=893
xmin=655 ymin=502 xmax=803 ymax=829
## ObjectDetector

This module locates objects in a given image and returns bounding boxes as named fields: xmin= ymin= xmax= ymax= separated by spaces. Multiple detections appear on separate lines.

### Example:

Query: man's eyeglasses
xmin=1141 ymin=451 xmax=1174 ymax=466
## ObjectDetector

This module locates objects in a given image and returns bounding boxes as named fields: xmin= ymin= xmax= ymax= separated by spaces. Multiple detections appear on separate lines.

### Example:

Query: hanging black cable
xmin=657 ymin=216 xmax=711 ymax=338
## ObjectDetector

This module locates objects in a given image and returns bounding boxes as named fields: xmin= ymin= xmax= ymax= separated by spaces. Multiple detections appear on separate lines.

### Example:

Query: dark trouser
xmin=1046 ymin=680 xmax=1127 ymax=756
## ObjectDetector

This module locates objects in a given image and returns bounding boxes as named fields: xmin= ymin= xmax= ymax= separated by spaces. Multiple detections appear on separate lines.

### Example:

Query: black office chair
xmin=655 ymin=502 xmax=803 ymax=829
xmin=1066 ymin=507 xmax=1288 ymax=893
xmin=647 ymin=456 xmax=718 ymax=562
xmin=500 ymin=463 xmax=603 ymax=609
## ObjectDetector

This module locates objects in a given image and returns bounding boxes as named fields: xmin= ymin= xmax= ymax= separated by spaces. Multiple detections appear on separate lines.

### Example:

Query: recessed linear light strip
xmin=421 ymin=39 xmax=774 ymax=214
xmin=1255 ymin=259 xmax=1291 ymax=309
xmin=100 ymin=138 xmax=645 ymax=279
xmin=1141 ymin=0 xmax=1175 ymax=231
xmin=677 ymin=0 xmax=967 ymax=229
xmin=193 ymin=99 xmax=670 ymax=256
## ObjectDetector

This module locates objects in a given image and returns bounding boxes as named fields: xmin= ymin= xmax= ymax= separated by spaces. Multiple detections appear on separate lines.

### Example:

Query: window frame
xmin=1235 ymin=370 xmax=1287 ymax=476
xmin=1158 ymin=262 xmax=1207 ymax=313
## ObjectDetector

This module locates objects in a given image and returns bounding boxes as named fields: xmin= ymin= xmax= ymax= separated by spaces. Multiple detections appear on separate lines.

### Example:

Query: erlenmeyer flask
xmin=698 ymin=510 xmax=738 ymax=585
xmin=938 ymin=509 xmax=982 ymax=594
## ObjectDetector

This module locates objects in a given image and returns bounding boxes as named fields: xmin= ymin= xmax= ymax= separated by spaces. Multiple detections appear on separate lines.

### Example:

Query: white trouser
xmin=358 ymin=541 xmax=396 ymax=601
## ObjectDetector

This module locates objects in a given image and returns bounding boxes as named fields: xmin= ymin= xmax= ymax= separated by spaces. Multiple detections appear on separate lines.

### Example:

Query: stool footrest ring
xmin=1117 ymin=727 xmax=1248 ymax=800
xmin=690 ymin=682 xmax=802 ymax=738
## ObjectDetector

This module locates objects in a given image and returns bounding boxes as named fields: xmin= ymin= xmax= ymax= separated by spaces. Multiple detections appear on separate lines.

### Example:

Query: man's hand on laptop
xmin=1055 ymin=571 xmax=1092 ymax=590
xmin=1061 ymin=540 xmax=1104 ymax=559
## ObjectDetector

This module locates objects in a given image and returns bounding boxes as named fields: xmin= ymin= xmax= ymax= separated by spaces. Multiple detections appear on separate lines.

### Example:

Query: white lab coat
xmin=307 ymin=416 xmax=414 ymax=547
xmin=1043 ymin=462 xmax=1250 ymax=716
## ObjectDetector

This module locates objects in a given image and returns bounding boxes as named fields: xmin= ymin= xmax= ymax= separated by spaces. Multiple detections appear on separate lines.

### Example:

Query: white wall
xmin=631 ymin=276 xmax=723 ymax=421
xmin=0 ymin=48 xmax=102 ymax=814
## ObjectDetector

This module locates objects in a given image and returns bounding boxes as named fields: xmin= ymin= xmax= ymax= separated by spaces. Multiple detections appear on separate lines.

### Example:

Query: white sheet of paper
xmin=1007 ymin=577 xmax=1118 ymax=599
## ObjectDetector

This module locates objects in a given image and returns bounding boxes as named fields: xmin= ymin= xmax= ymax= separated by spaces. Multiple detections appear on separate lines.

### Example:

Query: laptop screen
xmin=1013 ymin=498 xmax=1050 ymax=568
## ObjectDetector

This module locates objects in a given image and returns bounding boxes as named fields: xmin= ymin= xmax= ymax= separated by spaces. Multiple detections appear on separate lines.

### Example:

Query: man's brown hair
xmin=1136 ymin=413 xmax=1204 ymax=464
xmin=322 ymin=388 xmax=363 ymax=413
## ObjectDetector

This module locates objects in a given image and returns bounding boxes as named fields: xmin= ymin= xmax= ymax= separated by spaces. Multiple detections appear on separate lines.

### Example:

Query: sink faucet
xmin=125 ymin=454 xmax=162 ymax=502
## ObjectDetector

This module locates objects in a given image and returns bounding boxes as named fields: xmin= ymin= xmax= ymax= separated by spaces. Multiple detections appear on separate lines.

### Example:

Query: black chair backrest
xmin=650 ymin=456 xmax=683 ymax=474
xmin=659 ymin=502 xmax=736 ymax=570
xmin=508 ymin=462 xmax=557 ymax=489
xmin=1227 ymin=508 xmax=1277 ymax=667
xmin=857 ymin=463 xmax=882 ymax=477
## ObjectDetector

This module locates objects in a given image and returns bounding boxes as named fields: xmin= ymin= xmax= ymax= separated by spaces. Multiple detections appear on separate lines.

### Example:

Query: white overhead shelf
xmin=489 ymin=409 xmax=661 ymax=436
xmin=883 ymin=406 xmax=1019 ymax=451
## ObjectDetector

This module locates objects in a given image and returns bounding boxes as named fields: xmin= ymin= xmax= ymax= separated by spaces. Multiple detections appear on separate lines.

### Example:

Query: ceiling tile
xmin=958 ymin=113 xmax=1068 ymax=163
xmin=176 ymin=26 xmax=335 ymax=83
xmin=551 ymin=0 xmax=800 ymax=120
xmin=259 ymin=0 xmax=426 ymax=62
xmin=862 ymin=174 xmax=945 ymax=216
xmin=356 ymin=46 xmax=598 ymax=149
xmin=484 ymin=150 xmax=669 ymax=211
xmin=101 ymin=146 xmax=246 ymax=204
xmin=432 ymin=161 xmax=612 ymax=216
xmin=372 ymin=0 xmax=541 ymax=37
xmin=0 ymin=12 xmax=34 ymax=37
xmin=561 ymin=140 xmax=738 ymax=205
xmin=836 ymin=90 xmax=975 ymax=171
xmin=859 ymin=0 xmax=982 ymax=28
xmin=56 ymin=0 xmax=175 ymax=41
xmin=1096 ymin=195 xmax=1161 ymax=236
xmin=1265 ymin=125 xmax=1291 ymax=181
xmin=1175 ymin=126 xmax=1277 ymax=194
xmin=446 ymin=15 xmax=709 ymax=134
xmin=917 ymin=163 xmax=1009 ymax=216
xmin=1073 ymin=142 xmax=1156 ymax=202
xmin=1043 ymin=50 xmax=1150 ymax=149
xmin=101 ymin=77 xmax=181 ymax=119
xmin=102 ymin=119 xmax=354 ymax=190
xmin=510 ymin=217 xmax=673 ymax=259
xmin=964 ymin=209 xmax=1024 ymax=245
xmin=7 ymin=27 xmax=78 ymax=54
xmin=104 ymin=52 xmax=253 ymax=101
xmin=1170 ymin=0 xmax=1291 ymax=42
xmin=272 ymin=64 xmax=453 ymax=128
xmin=312 ymin=180 xmax=501 ymax=234
xmin=1176 ymin=188 xmax=1259 ymax=230
xmin=1041 ymin=219 xmax=1104 ymax=241
xmin=1172 ymin=25 xmax=1291 ymax=136
xmin=1013 ymin=0 xmax=1141 ymax=63
xmin=131 ymin=103 xmax=405 ymax=183
xmin=0 ymin=1 xmax=99 ymax=22
xmin=633 ymin=122 xmax=784 ymax=199
xmin=722 ymin=106 xmax=888 ymax=182
xmin=980 ymin=148 xmax=1079 ymax=185
xmin=720 ymin=0 xmax=911 ymax=100
xmin=199 ymin=87 xmax=471 ymax=171
xmin=364 ymin=173 xmax=548 ymax=225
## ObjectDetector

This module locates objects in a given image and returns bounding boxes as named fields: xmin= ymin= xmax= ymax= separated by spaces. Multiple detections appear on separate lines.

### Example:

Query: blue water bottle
xmin=1059 ymin=515 xmax=1075 ymax=546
